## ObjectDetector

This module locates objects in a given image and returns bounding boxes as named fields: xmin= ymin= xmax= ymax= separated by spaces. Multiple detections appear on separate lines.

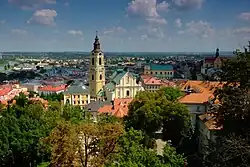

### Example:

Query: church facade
xmin=104 ymin=69 xmax=144 ymax=101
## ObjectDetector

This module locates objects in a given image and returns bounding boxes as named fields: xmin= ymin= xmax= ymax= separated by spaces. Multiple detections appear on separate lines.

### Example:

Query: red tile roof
xmin=38 ymin=84 xmax=66 ymax=92
xmin=205 ymin=57 xmax=216 ymax=63
xmin=98 ymin=98 xmax=133 ymax=118
xmin=141 ymin=75 xmax=177 ymax=88
xmin=0 ymin=87 xmax=12 ymax=96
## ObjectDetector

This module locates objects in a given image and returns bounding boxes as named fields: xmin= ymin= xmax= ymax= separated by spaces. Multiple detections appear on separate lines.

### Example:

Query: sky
xmin=0 ymin=0 xmax=250 ymax=52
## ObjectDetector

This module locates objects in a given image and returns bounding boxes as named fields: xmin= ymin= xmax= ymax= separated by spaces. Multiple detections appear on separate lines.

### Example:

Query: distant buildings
xmin=0 ymin=83 xmax=28 ymax=105
xmin=201 ymin=48 xmax=229 ymax=76
xmin=144 ymin=63 xmax=174 ymax=79
xmin=64 ymin=83 xmax=90 ymax=108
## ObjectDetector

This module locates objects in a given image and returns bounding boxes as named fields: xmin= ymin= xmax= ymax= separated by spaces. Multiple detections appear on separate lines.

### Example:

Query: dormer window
xmin=99 ymin=52 xmax=102 ymax=55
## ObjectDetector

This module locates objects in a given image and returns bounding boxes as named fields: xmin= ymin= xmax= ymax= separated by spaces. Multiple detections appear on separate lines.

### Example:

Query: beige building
xmin=144 ymin=63 xmax=174 ymax=79
xmin=89 ymin=33 xmax=105 ymax=100
xmin=64 ymin=83 xmax=90 ymax=108
xmin=104 ymin=69 xmax=144 ymax=101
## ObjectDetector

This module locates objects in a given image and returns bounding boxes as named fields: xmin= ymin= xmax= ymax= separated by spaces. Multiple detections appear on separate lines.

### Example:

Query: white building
xmin=104 ymin=69 xmax=144 ymax=101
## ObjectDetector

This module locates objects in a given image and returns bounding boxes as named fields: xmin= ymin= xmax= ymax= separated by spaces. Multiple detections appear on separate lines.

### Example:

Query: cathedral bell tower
xmin=89 ymin=32 xmax=105 ymax=99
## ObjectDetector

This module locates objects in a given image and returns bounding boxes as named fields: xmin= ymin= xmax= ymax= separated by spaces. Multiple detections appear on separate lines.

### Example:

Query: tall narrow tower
xmin=89 ymin=32 xmax=105 ymax=99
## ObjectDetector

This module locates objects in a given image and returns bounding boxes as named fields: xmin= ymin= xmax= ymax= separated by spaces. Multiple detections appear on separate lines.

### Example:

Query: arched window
xmin=92 ymin=58 xmax=94 ymax=65
xmin=100 ymin=74 xmax=102 ymax=80
xmin=126 ymin=90 xmax=130 ymax=97
xmin=99 ymin=57 xmax=102 ymax=65
xmin=92 ymin=75 xmax=94 ymax=80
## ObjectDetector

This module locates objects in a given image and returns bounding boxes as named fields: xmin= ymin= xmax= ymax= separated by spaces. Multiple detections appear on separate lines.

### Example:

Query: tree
xmin=0 ymin=103 xmax=56 ymax=166
xmin=46 ymin=120 xmax=124 ymax=167
xmin=158 ymin=87 xmax=183 ymax=102
xmin=125 ymin=90 xmax=192 ymax=148
xmin=15 ymin=92 xmax=28 ymax=108
xmin=106 ymin=128 xmax=185 ymax=167
xmin=204 ymin=49 xmax=250 ymax=166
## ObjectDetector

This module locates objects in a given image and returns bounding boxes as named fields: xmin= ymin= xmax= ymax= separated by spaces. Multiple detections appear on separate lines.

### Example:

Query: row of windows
xmin=146 ymin=71 xmax=173 ymax=75
xmin=92 ymin=74 xmax=103 ymax=80
xmin=146 ymin=86 xmax=160 ymax=89
xmin=92 ymin=57 xmax=102 ymax=66
xmin=72 ymin=95 xmax=88 ymax=99
xmin=65 ymin=99 xmax=88 ymax=105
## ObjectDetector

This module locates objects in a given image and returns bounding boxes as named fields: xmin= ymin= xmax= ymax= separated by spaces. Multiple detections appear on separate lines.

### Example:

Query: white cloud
xmin=239 ymin=12 xmax=250 ymax=21
xmin=232 ymin=27 xmax=250 ymax=34
xmin=175 ymin=18 xmax=182 ymax=28
xmin=146 ymin=17 xmax=167 ymax=25
xmin=157 ymin=1 xmax=170 ymax=11
xmin=11 ymin=29 xmax=27 ymax=35
xmin=137 ymin=25 xmax=165 ymax=39
xmin=67 ymin=30 xmax=83 ymax=36
xmin=103 ymin=27 xmax=127 ymax=35
xmin=127 ymin=0 xmax=168 ymax=25
xmin=27 ymin=9 xmax=57 ymax=26
xmin=172 ymin=0 xmax=204 ymax=10
xmin=180 ymin=20 xmax=214 ymax=38
xmin=8 ymin=0 xmax=56 ymax=10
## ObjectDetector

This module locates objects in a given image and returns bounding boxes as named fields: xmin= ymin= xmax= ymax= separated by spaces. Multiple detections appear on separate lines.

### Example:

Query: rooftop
xmin=64 ymin=84 xmax=89 ymax=95
xmin=98 ymin=98 xmax=133 ymax=118
xmin=149 ymin=64 xmax=173 ymax=71
xmin=38 ymin=84 xmax=66 ymax=92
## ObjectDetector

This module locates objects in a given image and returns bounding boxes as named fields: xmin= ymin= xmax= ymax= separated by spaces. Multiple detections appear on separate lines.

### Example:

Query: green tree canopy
xmin=125 ymin=90 xmax=191 ymax=147
xmin=106 ymin=128 xmax=185 ymax=167
xmin=204 ymin=49 xmax=250 ymax=166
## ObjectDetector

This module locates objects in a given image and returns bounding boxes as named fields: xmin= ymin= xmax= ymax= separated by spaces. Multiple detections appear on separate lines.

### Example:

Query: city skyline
xmin=0 ymin=0 xmax=250 ymax=52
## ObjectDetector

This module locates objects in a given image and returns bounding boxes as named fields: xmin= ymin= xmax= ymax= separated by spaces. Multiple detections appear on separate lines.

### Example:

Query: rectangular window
xmin=78 ymin=101 xmax=80 ymax=104
xmin=82 ymin=100 xmax=85 ymax=104
xmin=78 ymin=95 xmax=80 ymax=98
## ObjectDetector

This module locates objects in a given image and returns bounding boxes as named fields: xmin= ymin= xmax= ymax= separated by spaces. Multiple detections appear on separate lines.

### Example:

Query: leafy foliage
xmin=204 ymin=50 xmax=250 ymax=166
xmin=125 ymin=89 xmax=192 ymax=147
xmin=40 ymin=92 xmax=64 ymax=102
xmin=106 ymin=128 xmax=185 ymax=167
xmin=46 ymin=120 xmax=124 ymax=167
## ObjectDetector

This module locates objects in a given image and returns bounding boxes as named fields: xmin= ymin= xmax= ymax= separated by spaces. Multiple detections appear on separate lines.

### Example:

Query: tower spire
xmin=215 ymin=48 xmax=219 ymax=58
xmin=93 ymin=31 xmax=101 ymax=51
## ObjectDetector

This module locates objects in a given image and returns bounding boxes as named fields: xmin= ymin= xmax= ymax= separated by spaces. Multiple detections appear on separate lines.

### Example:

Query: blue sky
xmin=0 ymin=0 xmax=250 ymax=52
